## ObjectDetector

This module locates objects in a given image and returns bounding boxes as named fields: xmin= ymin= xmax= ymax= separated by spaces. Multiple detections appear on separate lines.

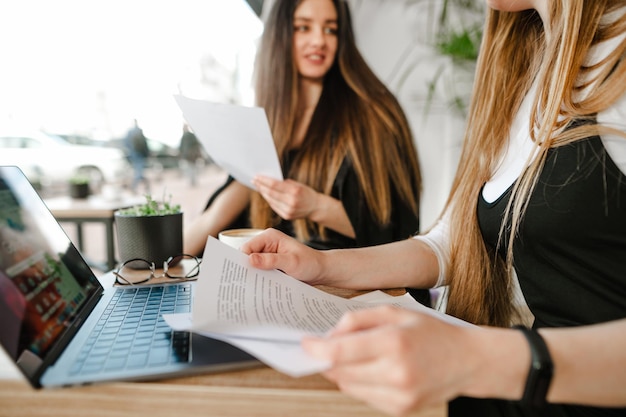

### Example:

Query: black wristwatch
xmin=513 ymin=325 xmax=554 ymax=408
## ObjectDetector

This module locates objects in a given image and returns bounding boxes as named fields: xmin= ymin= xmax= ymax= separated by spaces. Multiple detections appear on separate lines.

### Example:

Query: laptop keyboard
xmin=70 ymin=284 xmax=192 ymax=376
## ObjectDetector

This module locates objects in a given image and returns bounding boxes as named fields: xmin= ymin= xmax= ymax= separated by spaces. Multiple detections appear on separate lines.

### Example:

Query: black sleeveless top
xmin=478 ymin=135 xmax=626 ymax=328
xmin=450 ymin=136 xmax=626 ymax=416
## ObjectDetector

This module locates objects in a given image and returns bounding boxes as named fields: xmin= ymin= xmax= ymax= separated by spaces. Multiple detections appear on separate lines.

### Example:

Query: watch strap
xmin=513 ymin=325 xmax=554 ymax=408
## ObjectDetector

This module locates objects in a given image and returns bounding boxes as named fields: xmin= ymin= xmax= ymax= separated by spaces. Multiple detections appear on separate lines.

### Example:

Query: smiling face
xmin=292 ymin=0 xmax=339 ymax=83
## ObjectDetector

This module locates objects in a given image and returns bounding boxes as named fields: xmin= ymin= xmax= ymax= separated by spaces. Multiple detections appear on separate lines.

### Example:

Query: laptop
xmin=0 ymin=166 xmax=259 ymax=388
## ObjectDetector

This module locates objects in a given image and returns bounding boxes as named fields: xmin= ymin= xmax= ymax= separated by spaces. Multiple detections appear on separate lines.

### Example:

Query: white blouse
xmin=417 ymin=27 xmax=626 ymax=289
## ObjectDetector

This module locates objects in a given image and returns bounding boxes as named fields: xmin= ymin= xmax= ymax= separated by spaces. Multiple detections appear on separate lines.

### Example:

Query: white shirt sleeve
xmin=599 ymin=90 xmax=626 ymax=176
xmin=413 ymin=210 xmax=451 ymax=288
xmin=587 ymin=19 xmax=626 ymax=175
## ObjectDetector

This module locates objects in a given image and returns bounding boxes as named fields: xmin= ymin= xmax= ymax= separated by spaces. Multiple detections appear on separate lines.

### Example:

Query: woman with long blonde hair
xmin=244 ymin=0 xmax=626 ymax=415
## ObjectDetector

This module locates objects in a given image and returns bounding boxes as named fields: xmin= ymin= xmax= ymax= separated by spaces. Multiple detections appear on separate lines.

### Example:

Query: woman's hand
xmin=253 ymin=176 xmax=319 ymax=220
xmin=301 ymin=306 xmax=500 ymax=417
xmin=242 ymin=228 xmax=326 ymax=285
xmin=253 ymin=175 xmax=355 ymax=237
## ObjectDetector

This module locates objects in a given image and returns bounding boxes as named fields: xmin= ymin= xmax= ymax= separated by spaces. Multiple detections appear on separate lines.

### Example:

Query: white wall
xmin=348 ymin=0 xmax=476 ymax=231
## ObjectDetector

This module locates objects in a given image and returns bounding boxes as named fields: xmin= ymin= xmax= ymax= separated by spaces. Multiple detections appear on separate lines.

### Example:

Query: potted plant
xmin=422 ymin=0 xmax=484 ymax=117
xmin=114 ymin=193 xmax=183 ymax=269
xmin=69 ymin=175 xmax=91 ymax=199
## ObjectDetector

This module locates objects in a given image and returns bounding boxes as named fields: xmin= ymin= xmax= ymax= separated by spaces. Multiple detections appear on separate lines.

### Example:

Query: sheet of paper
xmin=165 ymin=311 xmax=329 ymax=377
xmin=164 ymin=237 xmax=473 ymax=377
xmin=173 ymin=95 xmax=283 ymax=188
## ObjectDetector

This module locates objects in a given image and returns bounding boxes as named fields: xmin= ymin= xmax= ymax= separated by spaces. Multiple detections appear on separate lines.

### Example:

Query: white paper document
xmin=164 ymin=237 xmax=473 ymax=377
xmin=173 ymin=95 xmax=283 ymax=188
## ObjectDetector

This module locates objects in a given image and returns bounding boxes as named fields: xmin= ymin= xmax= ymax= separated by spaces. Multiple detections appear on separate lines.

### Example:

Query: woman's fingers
xmin=303 ymin=306 xmax=469 ymax=414
xmin=331 ymin=305 xmax=414 ymax=335
xmin=253 ymin=176 xmax=315 ymax=219
xmin=303 ymin=306 xmax=417 ymax=364
xmin=242 ymin=229 xmax=323 ymax=283
xmin=241 ymin=228 xmax=284 ymax=255
xmin=303 ymin=317 xmax=428 ymax=416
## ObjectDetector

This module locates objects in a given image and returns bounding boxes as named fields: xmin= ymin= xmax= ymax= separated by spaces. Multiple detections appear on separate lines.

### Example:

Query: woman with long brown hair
xmin=244 ymin=1 xmax=626 ymax=416
xmin=184 ymin=0 xmax=427 ymax=304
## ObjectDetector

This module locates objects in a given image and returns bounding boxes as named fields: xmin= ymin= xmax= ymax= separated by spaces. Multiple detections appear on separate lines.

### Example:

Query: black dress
xmin=450 ymin=136 xmax=626 ymax=416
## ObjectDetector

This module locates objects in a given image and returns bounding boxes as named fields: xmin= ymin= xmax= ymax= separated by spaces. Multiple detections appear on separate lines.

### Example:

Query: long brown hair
xmin=251 ymin=0 xmax=421 ymax=241
xmin=444 ymin=0 xmax=626 ymax=326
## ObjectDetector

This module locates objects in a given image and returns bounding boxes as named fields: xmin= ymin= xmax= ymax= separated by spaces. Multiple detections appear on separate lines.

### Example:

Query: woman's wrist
xmin=308 ymin=191 xmax=335 ymax=224
xmin=316 ymin=248 xmax=342 ymax=286
xmin=460 ymin=327 xmax=531 ymax=401
xmin=306 ymin=191 xmax=324 ymax=223
xmin=308 ymin=194 xmax=355 ymax=238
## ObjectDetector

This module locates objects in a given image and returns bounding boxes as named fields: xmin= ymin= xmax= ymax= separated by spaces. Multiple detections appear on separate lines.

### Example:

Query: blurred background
xmin=0 ymin=0 xmax=261 ymax=144
xmin=0 ymin=0 xmax=264 ymax=195
xmin=0 ymin=0 xmax=484 ymax=231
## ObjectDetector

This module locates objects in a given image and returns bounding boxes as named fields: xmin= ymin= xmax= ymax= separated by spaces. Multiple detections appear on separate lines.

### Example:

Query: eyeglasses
xmin=114 ymin=254 xmax=201 ymax=286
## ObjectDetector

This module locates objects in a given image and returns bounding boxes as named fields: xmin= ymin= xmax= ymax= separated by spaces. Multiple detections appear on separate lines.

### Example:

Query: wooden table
xmin=44 ymin=194 xmax=144 ymax=271
xmin=0 ymin=267 xmax=447 ymax=417
xmin=0 ymin=371 xmax=445 ymax=417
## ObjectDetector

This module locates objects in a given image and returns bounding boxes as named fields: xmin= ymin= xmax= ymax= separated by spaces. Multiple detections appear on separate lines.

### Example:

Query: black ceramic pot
xmin=69 ymin=182 xmax=90 ymax=199
xmin=114 ymin=212 xmax=183 ymax=269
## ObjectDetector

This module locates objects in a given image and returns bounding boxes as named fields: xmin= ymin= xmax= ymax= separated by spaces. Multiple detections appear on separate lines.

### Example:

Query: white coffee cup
xmin=218 ymin=228 xmax=264 ymax=250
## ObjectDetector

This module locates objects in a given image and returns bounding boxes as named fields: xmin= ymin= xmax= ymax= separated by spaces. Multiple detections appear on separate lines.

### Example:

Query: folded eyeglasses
xmin=114 ymin=254 xmax=201 ymax=286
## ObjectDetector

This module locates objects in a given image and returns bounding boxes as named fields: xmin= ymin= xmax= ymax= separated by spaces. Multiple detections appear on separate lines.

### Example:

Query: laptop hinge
xmin=16 ymin=350 xmax=43 ymax=382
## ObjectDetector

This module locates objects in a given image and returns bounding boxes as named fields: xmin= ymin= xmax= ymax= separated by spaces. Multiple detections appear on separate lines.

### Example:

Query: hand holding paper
xmin=164 ymin=237 xmax=473 ymax=377
xmin=174 ymin=95 xmax=283 ymax=188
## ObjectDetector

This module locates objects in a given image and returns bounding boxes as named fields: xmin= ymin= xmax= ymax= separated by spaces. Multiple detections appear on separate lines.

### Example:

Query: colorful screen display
xmin=0 ymin=168 xmax=100 ymax=362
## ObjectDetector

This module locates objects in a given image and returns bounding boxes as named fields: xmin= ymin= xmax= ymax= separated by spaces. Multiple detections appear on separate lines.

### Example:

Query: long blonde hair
xmin=445 ymin=0 xmax=626 ymax=326
xmin=250 ymin=0 xmax=421 ymax=241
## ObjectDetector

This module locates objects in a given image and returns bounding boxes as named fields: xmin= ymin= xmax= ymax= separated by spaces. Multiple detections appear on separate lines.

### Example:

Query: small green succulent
xmin=117 ymin=193 xmax=181 ymax=216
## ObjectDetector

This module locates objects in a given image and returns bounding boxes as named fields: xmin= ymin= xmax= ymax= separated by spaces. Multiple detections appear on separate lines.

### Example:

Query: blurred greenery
xmin=436 ymin=26 xmax=482 ymax=62
xmin=69 ymin=175 xmax=90 ymax=185
xmin=425 ymin=0 xmax=484 ymax=116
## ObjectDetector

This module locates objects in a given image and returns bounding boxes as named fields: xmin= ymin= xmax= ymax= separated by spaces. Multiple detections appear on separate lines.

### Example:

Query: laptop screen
xmin=0 ymin=166 xmax=101 ymax=367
